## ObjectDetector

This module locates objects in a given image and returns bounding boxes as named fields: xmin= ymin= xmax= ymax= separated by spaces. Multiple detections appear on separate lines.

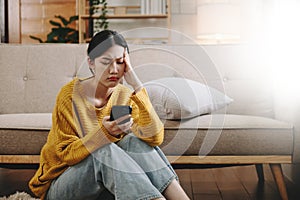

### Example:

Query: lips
xmin=108 ymin=76 xmax=119 ymax=81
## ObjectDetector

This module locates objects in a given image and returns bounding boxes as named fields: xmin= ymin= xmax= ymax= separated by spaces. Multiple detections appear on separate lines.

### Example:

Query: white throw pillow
xmin=144 ymin=77 xmax=233 ymax=119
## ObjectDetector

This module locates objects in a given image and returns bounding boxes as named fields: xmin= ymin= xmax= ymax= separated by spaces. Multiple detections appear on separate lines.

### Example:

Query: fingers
xmin=103 ymin=115 xmax=133 ymax=137
xmin=123 ymin=47 xmax=129 ymax=57
xmin=115 ymin=118 xmax=133 ymax=133
xmin=111 ymin=118 xmax=133 ymax=136
xmin=115 ymin=114 xmax=131 ymax=124
xmin=123 ymin=48 xmax=132 ymax=72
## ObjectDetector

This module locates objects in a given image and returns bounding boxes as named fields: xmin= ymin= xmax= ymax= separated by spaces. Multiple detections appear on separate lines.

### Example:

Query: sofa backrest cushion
xmin=0 ymin=44 xmax=88 ymax=114
xmin=0 ymin=43 xmax=274 ymax=118
xmin=129 ymin=44 xmax=274 ymax=118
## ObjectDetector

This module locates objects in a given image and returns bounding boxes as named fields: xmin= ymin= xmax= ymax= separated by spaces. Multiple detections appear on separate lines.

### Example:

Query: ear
xmin=87 ymin=58 xmax=95 ymax=75
xmin=88 ymin=57 xmax=94 ymax=65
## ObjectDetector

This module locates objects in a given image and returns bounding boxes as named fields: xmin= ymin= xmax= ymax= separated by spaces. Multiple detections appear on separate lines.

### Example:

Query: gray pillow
xmin=144 ymin=77 xmax=233 ymax=119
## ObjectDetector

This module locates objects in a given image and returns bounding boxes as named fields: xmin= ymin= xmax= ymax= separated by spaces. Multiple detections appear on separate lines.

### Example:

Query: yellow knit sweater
xmin=29 ymin=78 xmax=164 ymax=199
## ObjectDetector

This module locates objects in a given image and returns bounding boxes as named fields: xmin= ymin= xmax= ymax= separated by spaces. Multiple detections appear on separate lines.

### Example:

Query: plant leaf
xmin=68 ymin=31 xmax=79 ymax=43
xmin=47 ymin=30 xmax=59 ymax=42
xmin=55 ymin=15 xmax=69 ymax=26
xmin=69 ymin=15 xmax=79 ymax=23
xmin=49 ymin=20 xmax=62 ymax=27
xmin=29 ymin=35 xmax=44 ymax=43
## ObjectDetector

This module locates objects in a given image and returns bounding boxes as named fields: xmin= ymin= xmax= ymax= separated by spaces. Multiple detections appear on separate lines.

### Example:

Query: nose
xmin=109 ymin=61 xmax=118 ymax=74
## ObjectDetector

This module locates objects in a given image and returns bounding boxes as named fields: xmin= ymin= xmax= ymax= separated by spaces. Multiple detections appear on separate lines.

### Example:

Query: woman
xmin=29 ymin=30 xmax=190 ymax=200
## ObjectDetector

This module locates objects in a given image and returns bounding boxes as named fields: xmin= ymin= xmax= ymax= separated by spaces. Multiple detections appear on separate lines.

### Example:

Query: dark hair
xmin=87 ymin=30 xmax=128 ymax=60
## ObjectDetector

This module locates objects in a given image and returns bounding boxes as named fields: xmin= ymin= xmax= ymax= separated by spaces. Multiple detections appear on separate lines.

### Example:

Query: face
xmin=89 ymin=45 xmax=125 ymax=88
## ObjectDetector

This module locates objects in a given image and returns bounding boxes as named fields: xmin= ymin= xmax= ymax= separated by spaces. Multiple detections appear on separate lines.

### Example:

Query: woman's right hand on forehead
xmin=123 ymin=49 xmax=143 ymax=93
xmin=123 ymin=48 xmax=132 ymax=72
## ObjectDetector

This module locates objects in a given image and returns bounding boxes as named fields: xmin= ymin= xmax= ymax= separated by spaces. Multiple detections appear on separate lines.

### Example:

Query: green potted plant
xmin=90 ymin=0 xmax=109 ymax=35
xmin=30 ymin=15 xmax=78 ymax=43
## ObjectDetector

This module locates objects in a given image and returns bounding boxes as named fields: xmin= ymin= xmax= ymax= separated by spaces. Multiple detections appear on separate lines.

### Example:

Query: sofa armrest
xmin=273 ymin=91 xmax=300 ymax=163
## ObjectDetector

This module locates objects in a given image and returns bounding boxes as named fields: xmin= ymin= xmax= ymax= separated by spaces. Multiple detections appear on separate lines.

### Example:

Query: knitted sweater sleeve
xmin=130 ymin=88 xmax=164 ymax=146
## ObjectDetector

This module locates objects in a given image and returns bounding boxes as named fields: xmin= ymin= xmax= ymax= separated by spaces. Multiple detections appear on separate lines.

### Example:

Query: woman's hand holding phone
xmin=102 ymin=115 xmax=132 ymax=138
xmin=102 ymin=105 xmax=133 ymax=138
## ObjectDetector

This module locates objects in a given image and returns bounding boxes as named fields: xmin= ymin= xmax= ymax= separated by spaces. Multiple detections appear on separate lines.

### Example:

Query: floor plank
xmin=190 ymin=168 xmax=220 ymax=197
xmin=193 ymin=194 xmax=222 ymax=200
xmin=0 ymin=164 xmax=300 ymax=199
xmin=0 ymin=168 xmax=36 ymax=197
xmin=211 ymin=166 xmax=251 ymax=200
xmin=233 ymin=165 xmax=281 ymax=200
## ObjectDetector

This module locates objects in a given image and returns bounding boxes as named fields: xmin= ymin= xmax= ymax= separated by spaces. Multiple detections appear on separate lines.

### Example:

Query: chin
xmin=107 ymin=82 xmax=119 ymax=88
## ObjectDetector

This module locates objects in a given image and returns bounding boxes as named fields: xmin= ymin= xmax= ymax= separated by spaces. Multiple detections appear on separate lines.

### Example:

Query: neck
xmin=83 ymin=78 xmax=114 ymax=108
xmin=94 ymin=82 xmax=110 ymax=99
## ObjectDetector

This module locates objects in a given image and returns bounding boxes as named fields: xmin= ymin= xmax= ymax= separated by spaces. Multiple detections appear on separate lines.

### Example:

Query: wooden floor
xmin=0 ymin=164 xmax=299 ymax=199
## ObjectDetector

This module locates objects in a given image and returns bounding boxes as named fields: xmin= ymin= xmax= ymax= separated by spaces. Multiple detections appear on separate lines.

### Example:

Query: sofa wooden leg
xmin=255 ymin=164 xmax=265 ymax=182
xmin=269 ymin=164 xmax=289 ymax=200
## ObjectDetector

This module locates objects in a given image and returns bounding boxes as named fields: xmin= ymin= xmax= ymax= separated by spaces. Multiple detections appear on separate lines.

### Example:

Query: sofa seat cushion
xmin=160 ymin=114 xmax=293 ymax=156
xmin=0 ymin=113 xmax=51 ymax=155
xmin=0 ymin=113 xmax=293 ymax=157
xmin=0 ymin=113 xmax=52 ymax=130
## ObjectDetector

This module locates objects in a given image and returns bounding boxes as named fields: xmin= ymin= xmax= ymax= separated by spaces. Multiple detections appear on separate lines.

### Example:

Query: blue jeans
xmin=46 ymin=134 xmax=178 ymax=200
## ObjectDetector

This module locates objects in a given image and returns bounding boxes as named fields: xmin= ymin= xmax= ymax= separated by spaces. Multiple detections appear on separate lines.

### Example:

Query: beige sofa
xmin=0 ymin=44 xmax=297 ymax=200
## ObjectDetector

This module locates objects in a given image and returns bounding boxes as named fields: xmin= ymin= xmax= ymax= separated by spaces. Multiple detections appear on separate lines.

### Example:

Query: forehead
xmin=102 ymin=45 xmax=124 ymax=58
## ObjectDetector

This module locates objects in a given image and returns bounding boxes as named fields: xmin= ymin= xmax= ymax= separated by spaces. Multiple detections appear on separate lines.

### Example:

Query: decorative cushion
xmin=144 ymin=77 xmax=233 ymax=119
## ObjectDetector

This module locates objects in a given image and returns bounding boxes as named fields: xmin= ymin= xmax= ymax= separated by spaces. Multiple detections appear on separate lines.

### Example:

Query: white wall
xmin=105 ymin=0 xmax=266 ymax=45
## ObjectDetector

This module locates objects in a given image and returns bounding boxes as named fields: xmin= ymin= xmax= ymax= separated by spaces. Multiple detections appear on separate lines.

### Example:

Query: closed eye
xmin=116 ymin=60 xmax=124 ymax=64
xmin=100 ymin=58 xmax=112 ymax=65
xmin=101 ymin=61 xmax=111 ymax=65
xmin=100 ymin=57 xmax=124 ymax=65
xmin=115 ymin=57 xmax=124 ymax=64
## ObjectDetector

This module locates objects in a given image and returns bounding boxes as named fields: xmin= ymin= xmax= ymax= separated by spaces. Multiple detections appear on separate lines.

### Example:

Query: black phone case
xmin=110 ymin=105 xmax=132 ymax=123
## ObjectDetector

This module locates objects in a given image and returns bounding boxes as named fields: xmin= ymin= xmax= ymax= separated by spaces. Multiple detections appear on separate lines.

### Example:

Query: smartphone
xmin=110 ymin=105 xmax=132 ymax=124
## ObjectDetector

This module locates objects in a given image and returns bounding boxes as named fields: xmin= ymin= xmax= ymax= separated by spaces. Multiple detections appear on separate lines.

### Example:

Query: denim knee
xmin=117 ymin=133 xmax=152 ymax=153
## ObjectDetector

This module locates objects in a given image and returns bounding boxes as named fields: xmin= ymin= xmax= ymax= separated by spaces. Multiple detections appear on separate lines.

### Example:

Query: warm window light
xmin=265 ymin=1 xmax=300 ymax=101
xmin=197 ymin=3 xmax=241 ymax=44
